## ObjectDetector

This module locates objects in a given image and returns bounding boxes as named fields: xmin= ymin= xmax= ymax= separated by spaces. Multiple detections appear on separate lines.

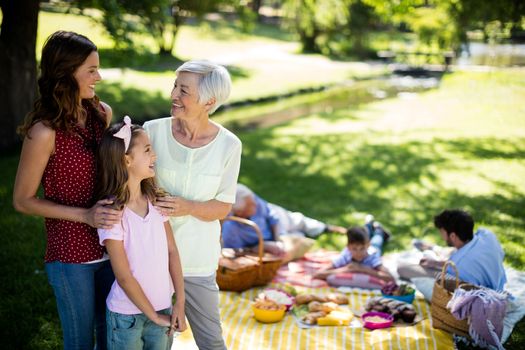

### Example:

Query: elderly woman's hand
xmin=155 ymin=195 xmax=194 ymax=217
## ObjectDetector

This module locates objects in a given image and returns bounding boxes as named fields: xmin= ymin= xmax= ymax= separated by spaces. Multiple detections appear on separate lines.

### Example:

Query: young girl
xmin=96 ymin=116 xmax=186 ymax=349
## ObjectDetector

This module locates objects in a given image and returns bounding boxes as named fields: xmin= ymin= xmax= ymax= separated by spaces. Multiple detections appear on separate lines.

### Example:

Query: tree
xmin=283 ymin=0 xmax=347 ymax=53
xmin=443 ymin=0 xmax=525 ymax=50
xmin=0 ymin=0 xmax=40 ymax=151
xmin=345 ymin=0 xmax=378 ymax=57
xmin=77 ymin=0 xmax=221 ymax=55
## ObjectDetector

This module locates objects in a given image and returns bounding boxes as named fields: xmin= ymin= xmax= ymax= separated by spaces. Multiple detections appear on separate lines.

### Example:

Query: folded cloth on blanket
xmin=326 ymin=272 xmax=386 ymax=289
xmin=447 ymin=286 xmax=508 ymax=349
xmin=273 ymin=250 xmax=339 ymax=288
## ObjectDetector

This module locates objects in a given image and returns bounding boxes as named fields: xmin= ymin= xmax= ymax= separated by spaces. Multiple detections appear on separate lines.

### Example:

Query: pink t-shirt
xmin=98 ymin=201 xmax=174 ymax=314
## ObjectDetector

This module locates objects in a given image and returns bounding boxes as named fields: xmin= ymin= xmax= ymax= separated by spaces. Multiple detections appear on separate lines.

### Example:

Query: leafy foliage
xmin=75 ymin=0 xmax=222 ymax=55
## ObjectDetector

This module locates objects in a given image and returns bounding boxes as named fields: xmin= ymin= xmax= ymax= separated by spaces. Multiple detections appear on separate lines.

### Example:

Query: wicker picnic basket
xmin=216 ymin=216 xmax=282 ymax=292
xmin=430 ymin=260 xmax=477 ymax=337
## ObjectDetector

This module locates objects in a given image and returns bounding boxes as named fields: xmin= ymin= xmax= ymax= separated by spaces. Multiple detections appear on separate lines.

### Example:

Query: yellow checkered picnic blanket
xmin=174 ymin=284 xmax=454 ymax=349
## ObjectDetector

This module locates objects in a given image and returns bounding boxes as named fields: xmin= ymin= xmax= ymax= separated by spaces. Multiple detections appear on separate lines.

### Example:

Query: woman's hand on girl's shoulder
xmin=154 ymin=196 xmax=194 ymax=217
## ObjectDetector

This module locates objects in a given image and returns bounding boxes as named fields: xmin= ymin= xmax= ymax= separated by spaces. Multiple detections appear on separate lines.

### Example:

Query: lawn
xmin=1 ymin=67 xmax=524 ymax=348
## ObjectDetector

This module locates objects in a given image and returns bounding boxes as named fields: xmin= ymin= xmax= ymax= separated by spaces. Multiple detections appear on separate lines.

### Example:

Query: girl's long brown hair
xmin=95 ymin=122 xmax=158 ymax=209
xmin=18 ymin=31 xmax=106 ymax=137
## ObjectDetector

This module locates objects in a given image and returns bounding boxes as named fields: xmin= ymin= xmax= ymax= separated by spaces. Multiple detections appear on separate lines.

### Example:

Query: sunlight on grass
xmin=37 ymin=11 xmax=113 ymax=57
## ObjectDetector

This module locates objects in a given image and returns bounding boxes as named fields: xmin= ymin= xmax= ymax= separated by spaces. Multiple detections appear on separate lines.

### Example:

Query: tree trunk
xmin=0 ymin=0 xmax=40 ymax=151
xmin=250 ymin=0 xmax=262 ymax=21
xmin=299 ymin=29 xmax=320 ymax=53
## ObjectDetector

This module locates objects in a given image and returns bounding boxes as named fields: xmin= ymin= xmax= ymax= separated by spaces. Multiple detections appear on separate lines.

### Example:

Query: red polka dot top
xmin=42 ymin=106 xmax=106 ymax=263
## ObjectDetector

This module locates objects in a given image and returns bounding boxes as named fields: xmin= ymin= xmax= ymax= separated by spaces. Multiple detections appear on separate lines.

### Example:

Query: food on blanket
xmin=321 ymin=301 xmax=339 ymax=313
xmin=365 ymin=296 xmax=417 ymax=323
xmin=296 ymin=292 xmax=349 ymax=306
xmin=381 ymin=282 xmax=416 ymax=303
xmin=302 ymin=311 xmax=327 ymax=325
xmin=308 ymin=301 xmax=322 ymax=312
xmin=364 ymin=315 xmax=390 ymax=323
xmin=308 ymin=301 xmax=339 ymax=313
xmin=317 ymin=310 xmax=354 ymax=326
xmin=261 ymin=288 xmax=295 ymax=311
xmin=326 ymin=292 xmax=349 ymax=305
xmin=296 ymin=293 xmax=327 ymax=305
xmin=362 ymin=311 xmax=394 ymax=329
xmin=253 ymin=296 xmax=286 ymax=311
xmin=252 ymin=303 xmax=286 ymax=323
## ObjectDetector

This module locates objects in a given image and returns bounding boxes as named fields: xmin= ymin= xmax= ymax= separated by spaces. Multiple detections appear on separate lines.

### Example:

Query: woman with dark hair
xmin=13 ymin=31 xmax=121 ymax=349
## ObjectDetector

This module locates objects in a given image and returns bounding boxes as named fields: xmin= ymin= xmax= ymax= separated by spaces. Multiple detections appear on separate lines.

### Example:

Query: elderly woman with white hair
xmin=144 ymin=60 xmax=241 ymax=350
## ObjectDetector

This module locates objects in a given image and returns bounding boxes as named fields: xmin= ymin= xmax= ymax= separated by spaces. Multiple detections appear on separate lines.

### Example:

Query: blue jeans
xmin=45 ymin=260 xmax=114 ymax=350
xmin=365 ymin=223 xmax=385 ymax=254
xmin=106 ymin=308 xmax=171 ymax=350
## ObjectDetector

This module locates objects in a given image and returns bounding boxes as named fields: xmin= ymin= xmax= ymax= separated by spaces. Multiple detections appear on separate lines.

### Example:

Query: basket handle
xmin=439 ymin=260 xmax=459 ymax=289
xmin=222 ymin=216 xmax=264 ymax=265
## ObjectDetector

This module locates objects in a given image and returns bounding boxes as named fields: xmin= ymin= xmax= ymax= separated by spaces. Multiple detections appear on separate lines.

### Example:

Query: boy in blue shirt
xmin=313 ymin=226 xmax=395 ymax=282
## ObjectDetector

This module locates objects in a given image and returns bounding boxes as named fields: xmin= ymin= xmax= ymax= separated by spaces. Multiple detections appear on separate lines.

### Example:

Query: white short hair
xmin=175 ymin=60 xmax=232 ymax=115
xmin=232 ymin=183 xmax=254 ymax=212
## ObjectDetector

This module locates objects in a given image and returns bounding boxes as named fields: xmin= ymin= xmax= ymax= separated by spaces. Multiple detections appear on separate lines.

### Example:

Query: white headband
xmin=113 ymin=115 xmax=132 ymax=152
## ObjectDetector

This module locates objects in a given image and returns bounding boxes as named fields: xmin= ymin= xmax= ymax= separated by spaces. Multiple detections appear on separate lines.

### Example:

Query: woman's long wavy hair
xmin=18 ymin=31 xmax=105 ymax=137
xmin=95 ymin=122 xmax=158 ymax=210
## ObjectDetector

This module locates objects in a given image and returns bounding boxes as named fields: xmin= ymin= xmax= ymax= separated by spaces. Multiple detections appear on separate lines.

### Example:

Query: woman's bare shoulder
xmin=26 ymin=121 xmax=55 ymax=141
xmin=100 ymin=101 xmax=113 ymax=126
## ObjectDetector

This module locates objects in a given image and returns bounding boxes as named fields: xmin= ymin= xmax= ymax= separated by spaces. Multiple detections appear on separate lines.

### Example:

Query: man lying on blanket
xmin=313 ymin=225 xmax=395 ymax=286
xmin=398 ymin=208 xmax=507 ymax=290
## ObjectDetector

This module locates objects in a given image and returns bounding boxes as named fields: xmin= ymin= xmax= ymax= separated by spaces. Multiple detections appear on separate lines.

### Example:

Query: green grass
xmin=2 ymin=68 xmax=524 ymax=349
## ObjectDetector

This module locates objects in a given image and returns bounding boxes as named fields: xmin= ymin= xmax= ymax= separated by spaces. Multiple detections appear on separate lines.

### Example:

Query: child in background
xmin=313 ymin=226 xmax=394 ymax=283
xmin=96 ymin=116 xmax=186 ymax=349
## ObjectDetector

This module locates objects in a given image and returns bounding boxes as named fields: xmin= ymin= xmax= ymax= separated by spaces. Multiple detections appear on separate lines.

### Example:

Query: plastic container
xmin=381 ymin=291 xmax=415 ymax=304
xmin=362 ymin=311 xmax=394 ymax=330
xmin=262 ymin=288 xmax=295 ymax=311
xmin=252 ymin=304 xmax=286 ymax=323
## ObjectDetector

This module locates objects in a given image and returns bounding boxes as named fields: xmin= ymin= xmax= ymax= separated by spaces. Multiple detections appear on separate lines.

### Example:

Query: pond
xmin=215 ymin=74 xmax=441 ymax=130
xmin=456 ymin=42 xmax=525 ymax=67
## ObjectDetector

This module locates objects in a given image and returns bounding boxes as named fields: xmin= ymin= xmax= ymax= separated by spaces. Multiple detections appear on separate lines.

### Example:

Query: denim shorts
xmin=107 ymin=308 xmax=171 ymax=350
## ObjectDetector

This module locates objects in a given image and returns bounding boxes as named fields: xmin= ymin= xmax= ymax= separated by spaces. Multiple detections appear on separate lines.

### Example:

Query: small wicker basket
xmin=430 ymin=260 xmax=477 ymax=337
xmin=216 ymin=216 xmax=282 ymax=292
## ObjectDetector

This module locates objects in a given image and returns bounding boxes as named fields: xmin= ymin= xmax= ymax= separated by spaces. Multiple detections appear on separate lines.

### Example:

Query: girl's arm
xmin=13 ymin=122 xmax=121 ymax=229
xmin=164 ymin=223 xmax=187 ymax=332
xmin=105 ymin=239 xmax=171 ymax=327
xmin=155 ymin=197 xmax=231 ymax=222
